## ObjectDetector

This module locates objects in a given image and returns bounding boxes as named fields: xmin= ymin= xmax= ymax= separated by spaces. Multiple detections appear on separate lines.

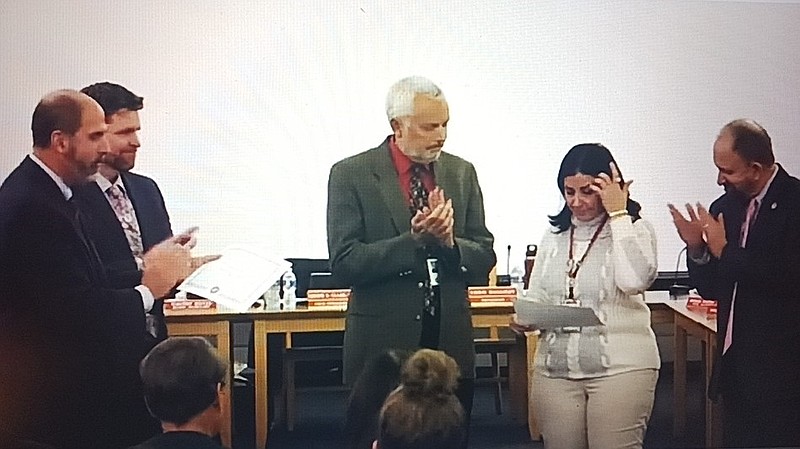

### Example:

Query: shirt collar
xmin=753 ymin=164 xmax=779 ymax=204
xmin=30 ymin=153 xmax=73 ymax=201
xmin=389 ymin=136 xmax=431 ymax=174
xmin=93 ymin=172 xmax=124 ymax=194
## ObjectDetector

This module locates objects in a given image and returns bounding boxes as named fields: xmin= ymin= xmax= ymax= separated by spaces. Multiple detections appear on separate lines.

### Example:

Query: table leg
xmin=255 ymin=321 xmax=269 ymax=449
xmin=525 ymin=332 xmax=541 ymax=441
xmin=508 ymin=334 xmax=527 ymax=423
xmin=674 ymin=319 xmax=687 ymax=438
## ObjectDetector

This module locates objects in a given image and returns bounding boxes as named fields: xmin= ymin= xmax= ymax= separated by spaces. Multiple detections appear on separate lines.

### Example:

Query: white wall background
xmin=2 ymin=0 xmax=799 ymax=274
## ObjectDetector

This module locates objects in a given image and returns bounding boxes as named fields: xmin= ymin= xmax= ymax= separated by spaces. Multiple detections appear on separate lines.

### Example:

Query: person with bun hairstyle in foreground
xmin=374 ymin=349 xmax=466 ymax=449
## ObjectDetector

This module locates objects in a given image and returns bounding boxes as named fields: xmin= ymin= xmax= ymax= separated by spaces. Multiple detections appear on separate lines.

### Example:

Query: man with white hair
xmin=327 ymin=76 xmax=496 ymax=421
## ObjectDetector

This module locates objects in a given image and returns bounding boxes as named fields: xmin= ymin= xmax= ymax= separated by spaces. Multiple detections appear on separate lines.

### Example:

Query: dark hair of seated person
xmin=139 ymin=337 xmax=227 ymax=425
xmin=344 ymin=349 xmax=410 ymax=449
xmin=376 ymin=349 xmax=466 ymax=449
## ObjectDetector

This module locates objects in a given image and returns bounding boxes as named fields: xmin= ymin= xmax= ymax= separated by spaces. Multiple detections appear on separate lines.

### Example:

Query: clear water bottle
xmin=282 ymin=268 xmax=297 ymax=310
xmin=509 ymin=265 xmax=525 ymax=297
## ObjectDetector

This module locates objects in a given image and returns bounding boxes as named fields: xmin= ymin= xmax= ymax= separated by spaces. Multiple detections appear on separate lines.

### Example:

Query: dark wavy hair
xmin=549 ymin=143 xmax=642 ymax=233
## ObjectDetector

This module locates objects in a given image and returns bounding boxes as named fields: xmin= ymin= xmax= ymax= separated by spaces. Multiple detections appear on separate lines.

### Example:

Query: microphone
xmin=506 ymin=244 xmax=511 ymax=275
xmin=669 ymin=246 xmax=691 ymax=300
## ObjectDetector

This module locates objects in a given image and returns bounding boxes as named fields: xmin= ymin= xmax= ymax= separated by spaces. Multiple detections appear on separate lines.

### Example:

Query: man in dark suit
xmin=669 ymin=119 xmax=800 ymax=447
xmin=0 ymin=90 xmax=194 ymax=449
xmin=72 ymin=82 xmax=218 ymax=446
xmin=74 ymin=82 xmax=173 ymax=339
xmin=327 ymin=76 xmax=496 ymax=420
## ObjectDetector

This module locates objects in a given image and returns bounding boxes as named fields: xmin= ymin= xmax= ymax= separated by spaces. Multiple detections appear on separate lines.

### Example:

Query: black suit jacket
xmin=74 ymin=172 xmax=173 ymax=288
xmin=72 ymin=172 xmax=173 ymax=445
xmin=0 ymin=156 xmax=152 ymax=449
xmin=688 ymin=166 xmax=800 ymax=405
xmin=327 ymin=137 xmax=496 ymax=383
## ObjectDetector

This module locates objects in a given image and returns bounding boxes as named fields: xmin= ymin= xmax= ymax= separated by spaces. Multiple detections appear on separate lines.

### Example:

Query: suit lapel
xmin=370 ymin=143 xmax=411 ymax=234
xmin=746 ymin=166 xmax=788 ymax=249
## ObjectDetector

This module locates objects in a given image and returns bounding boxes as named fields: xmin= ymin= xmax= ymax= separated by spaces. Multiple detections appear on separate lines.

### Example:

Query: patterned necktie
xmin=409 ymin=163 xmax=430 ymax=214
xmin=107 ymin=184 xmax=144 ymax=264
xmin=724 ymin=198 xmax=760 ymax=353
xmin=409 ymin=163 xmax=439 ymax=317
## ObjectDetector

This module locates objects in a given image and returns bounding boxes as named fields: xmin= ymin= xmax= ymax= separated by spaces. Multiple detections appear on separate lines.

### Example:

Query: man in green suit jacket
xmin=327 ymin=76 xmax=496 ymax=418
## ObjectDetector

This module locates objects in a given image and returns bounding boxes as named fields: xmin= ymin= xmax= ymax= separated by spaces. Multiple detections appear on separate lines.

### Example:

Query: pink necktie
xmin=107 ymin=185 xmax=144 ymax=262
xmin=724 ymin=198 xmax=759 ymax=353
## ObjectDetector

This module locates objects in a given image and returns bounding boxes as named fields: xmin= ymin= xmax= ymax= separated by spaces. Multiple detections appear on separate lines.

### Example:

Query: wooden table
xmin=166 ymin=302 xmax=533 ymax=449
xmin=661 ymin=297 xmax=722 ymax=448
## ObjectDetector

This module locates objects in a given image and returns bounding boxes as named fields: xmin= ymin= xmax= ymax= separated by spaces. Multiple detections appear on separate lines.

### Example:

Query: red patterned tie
xmin=107 ymin=184 xmax=144 ymax=264
xmin=724 ymin=198 xmax=759 ymax=353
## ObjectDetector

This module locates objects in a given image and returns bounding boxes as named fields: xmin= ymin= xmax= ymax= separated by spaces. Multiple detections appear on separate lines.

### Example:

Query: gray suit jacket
xmin=327 ymin=137 xmax=496 ymax=383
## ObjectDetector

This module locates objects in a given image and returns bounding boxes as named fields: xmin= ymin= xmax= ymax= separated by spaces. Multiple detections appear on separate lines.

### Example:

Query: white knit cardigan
xmin=521 ymin=213 xmax=660 ymax=379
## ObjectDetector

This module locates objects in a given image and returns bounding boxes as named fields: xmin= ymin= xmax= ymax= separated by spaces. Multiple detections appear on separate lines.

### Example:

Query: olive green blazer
xmin=327 ymin=137 xmax=496 ymax=383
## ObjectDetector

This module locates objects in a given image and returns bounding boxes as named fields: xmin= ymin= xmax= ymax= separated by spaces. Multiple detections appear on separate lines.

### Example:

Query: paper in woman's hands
xmin=177 ymin=246 xmax=291 ymax=312
xmin=514 ymin=299 xmax=603 ymax=329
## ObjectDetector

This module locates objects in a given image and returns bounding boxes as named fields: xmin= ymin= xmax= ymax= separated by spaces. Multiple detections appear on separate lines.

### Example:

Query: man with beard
xmin=669 ymin=119 xmax=800 ymax=447
xmin=0 ymin=90 xmax=194 ymax=449
xmin=69 ymin=82 xmax=182 ymax=446
xmin=326 ymin=76 xmax=496 ymax=426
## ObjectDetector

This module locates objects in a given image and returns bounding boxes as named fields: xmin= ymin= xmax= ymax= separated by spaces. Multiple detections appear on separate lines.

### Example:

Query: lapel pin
xmin=771 ymin=202 xmax=777 ymax=210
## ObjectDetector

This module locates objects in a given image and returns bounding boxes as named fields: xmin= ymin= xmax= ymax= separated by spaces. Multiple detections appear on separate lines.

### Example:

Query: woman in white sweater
xmin=513 ymin=143 xmax=659 ymax=449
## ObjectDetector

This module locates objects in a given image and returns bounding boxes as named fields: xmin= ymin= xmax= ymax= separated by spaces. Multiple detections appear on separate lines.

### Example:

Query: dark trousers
xmin=721 ymin=346 xmax=800 ymax=448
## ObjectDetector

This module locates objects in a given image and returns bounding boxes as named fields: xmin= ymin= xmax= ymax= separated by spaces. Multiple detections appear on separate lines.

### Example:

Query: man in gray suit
xmin=327 ymin=76 xmax=496 ymax=419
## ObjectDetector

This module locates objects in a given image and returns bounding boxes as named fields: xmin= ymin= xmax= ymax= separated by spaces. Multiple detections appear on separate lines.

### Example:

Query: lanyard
xmin=566 ymin=216 xmax=608 ymax=300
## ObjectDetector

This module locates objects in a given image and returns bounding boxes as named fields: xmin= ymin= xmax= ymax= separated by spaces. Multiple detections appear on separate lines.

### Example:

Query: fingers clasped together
xmin=411 ymin=187 xmax=455 ymax=248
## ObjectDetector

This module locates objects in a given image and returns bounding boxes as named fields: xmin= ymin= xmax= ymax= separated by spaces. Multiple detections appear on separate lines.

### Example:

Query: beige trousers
xmin=532 ymin=369 xmax=658 ymax=449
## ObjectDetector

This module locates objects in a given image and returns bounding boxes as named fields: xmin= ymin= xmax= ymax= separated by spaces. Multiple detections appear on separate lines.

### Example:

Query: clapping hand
xmin=667 ymin=202 xmax=727 ymax=258
xmin=410 ymin=187 xmax=455 ymax=248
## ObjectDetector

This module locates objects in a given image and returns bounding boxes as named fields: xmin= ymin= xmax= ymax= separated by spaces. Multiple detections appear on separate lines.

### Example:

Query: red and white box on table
xmin=686 ymin=292 xmax=718 ymax=317
xmin=305 ymin=288 xmax=351 ymax=309
xmin=468 ymin=286 xmax=517 ymax=305
xmin=164 ymin=298 xmax=217 ymax=310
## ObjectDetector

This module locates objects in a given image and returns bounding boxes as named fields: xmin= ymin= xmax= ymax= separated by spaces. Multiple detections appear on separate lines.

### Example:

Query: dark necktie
xmin=408 ymin=163 xmax=440 ymax=319
xmin=409 ymin=163 xmax=430 ymax=214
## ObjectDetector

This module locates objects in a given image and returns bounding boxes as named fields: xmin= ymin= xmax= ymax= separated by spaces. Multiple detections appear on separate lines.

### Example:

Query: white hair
xmin=385 ymin=76 xmax=446 ymax=122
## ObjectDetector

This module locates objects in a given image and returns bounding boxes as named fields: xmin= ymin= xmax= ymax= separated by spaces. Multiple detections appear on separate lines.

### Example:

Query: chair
xmin=281 ymin=339 xmax=344 ymax=430
xmin=279 ymin=259 xmax=347 ymax=431
xmin=474 ymin=332 xmax=517 ymax=414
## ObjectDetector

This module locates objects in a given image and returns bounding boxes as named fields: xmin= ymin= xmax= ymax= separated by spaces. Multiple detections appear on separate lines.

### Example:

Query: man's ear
xmin=212 ymin=382 xmax=224 ymax=410
xmin=51 ymin=130 xmax=69 ymax=154
xmin=390 ymin=118 xmax=403 ymax=137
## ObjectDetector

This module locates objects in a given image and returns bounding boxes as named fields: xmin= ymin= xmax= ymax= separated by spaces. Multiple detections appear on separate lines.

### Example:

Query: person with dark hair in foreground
xmin=513 ymin=143 xmax=659 ymax=449
xmin=669 ymin=119 xmax=800 ymax=447
xmin=129 ymin=337 xmax=228 ymax=449
xmin=344 ymin=350 xmax=410 ymax=449
xmin=375 ymin=349 xmax=466 ymax=449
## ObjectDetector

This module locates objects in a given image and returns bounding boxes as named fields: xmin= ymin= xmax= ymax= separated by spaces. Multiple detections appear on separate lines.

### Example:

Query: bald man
xmin=0 ymin=90 xmax=194 ymax=449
